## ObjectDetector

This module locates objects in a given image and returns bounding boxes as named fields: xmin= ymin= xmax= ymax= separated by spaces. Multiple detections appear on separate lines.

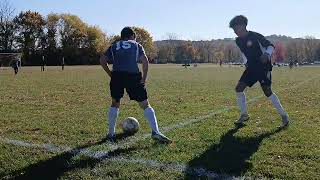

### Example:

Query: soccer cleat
xmin=106 ymin=133 xmax=116 ymax=142
xmin=234 ymin=114 xmax=250 ymax=125
xmin=280 ymin=114 xmax=289 ymax=128
xmin=151 ymin=132 xmax=172 ymax=144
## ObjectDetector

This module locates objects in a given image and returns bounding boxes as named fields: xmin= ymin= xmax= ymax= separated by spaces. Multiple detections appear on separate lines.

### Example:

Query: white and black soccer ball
xmin=122 ymin=117 xmax=140 ymax=135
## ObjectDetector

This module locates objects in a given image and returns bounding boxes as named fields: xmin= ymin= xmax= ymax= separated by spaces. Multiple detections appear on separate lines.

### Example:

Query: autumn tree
xmin=0 ymin=0 xmax=16 ymax=52
xmin=132 ymin=27 xmax=157 ymax=60
xmin=14 ymin=10 xmax=46 ymax=64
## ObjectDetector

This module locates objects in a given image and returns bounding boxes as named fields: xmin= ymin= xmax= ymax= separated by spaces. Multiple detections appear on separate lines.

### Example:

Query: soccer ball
xmin=122 ymin=117 xmax=139 ymax=135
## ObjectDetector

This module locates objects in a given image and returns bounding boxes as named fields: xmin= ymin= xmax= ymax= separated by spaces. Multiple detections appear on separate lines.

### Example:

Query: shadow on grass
xmin=114 ymin=132 xmax=135 ymax=142
xmin=3 ymin=136 xmax=136 ymax=180
xmin=185 ymin=124 xmax=285 ymax=178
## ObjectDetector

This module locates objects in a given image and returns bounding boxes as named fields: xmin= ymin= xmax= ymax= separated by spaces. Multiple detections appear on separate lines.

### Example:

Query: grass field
xmin=1 ymin=64 xmax=320 ymax=179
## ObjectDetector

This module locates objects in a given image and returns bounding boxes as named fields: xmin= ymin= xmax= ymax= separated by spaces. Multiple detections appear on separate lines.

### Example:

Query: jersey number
xmin=116 ymin=41 xmax=131 ymax=50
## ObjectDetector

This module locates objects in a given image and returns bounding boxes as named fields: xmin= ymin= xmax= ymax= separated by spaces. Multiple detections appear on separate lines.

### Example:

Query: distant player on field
xmin=100 ymin=27 xmax=172 ymax=143
xmin=229 ymin=15 xmax=289 ymax=127
xmin=62 ymin=57 xmax=65 ymax=71
xmin=10 ymin=59 xmax=19 ymax=75
xmin=41 ymin=56 xmax=45 ymax=71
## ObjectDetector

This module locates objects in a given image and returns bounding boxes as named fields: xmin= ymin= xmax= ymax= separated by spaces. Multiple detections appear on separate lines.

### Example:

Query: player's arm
xmin=256 ymin=33 xmax=275 ymax=63
xmin=100 ymin=46 xmax=114 ymax=77
xmin=100 ymin=54 xmax=112 ymax=77
xmin=140 ymin=54 xmax=148 ymax=83
xmin=138 ymin=44 xmax=148 ymax=83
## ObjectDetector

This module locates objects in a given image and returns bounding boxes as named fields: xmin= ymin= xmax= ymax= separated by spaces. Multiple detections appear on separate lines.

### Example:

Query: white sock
xmin=108 ymin=107 xmax=119 ymax=136
xmin=144 ymin=107 xmax=160 ymax=134
xmin=269 ymin=93 xmax=287 ymax=116
xmin=237 ymin=92 xmax=248 ymax=115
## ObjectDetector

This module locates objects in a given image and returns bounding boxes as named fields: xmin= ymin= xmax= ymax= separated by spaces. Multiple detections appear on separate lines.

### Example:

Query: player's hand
xmin=260 ymin=53 xmax=271 ymax=64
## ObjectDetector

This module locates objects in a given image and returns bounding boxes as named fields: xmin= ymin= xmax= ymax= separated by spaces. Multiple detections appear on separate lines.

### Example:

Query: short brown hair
xmin=229 ymin=15 xmax=248 ymax=28
xmin=121 ymin=27 xmax=136 ymax=40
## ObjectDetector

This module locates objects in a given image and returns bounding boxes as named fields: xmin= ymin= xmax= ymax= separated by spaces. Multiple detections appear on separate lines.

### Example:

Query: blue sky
xmin=10 ymin=0 xmax=320 ymax=40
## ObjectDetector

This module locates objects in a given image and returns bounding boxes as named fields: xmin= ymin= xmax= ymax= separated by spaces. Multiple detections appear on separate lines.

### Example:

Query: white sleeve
xmin=265 ymin=46 xmax=274 ymax=56
xmin=241 ymin=53 xmax=247 ymax=64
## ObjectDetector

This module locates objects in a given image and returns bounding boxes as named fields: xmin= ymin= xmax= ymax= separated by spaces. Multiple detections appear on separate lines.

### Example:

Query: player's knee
xmin=264 ymin=92 xmax=272 ymax=97
xmin=235 ymin=82 xmax=246 ymax=92
xmin=263 ymin=88 xmax=273 ymax=97
xmin=139 ymin=100 xmax=150 ymax=110
xmin=235 ymin=86 xmax=244 ymax=92
xmin=111 ymin=104 xmax=120 ymax=108
xmin=111 ymin=100 xmax=120 ymax=108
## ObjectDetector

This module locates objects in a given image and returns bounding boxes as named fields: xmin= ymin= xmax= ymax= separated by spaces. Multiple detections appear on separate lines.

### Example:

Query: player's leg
xmin=127 ymin=73 xmax=171 ymax=143
xmin=235 ymin=70 xmax=253 ymax=124
xmin=260 ymin=71 xmax=289 ymax=127
xmin=107 ymin=98 xmax=120 ymax=141
xmin=138 ymin=100 xmax=172 ymax=143
xmin=236 ymin=82 xmax=248 ymax=115
xmin=235 ymin=82 xmax=249 ymax=124
xmin=107 ymin=73 xmax=124 ymax=141
xmin=261 ymin=85 xmax=289 ymax=127
xmin=138 ymin=100 xmax=159 ymax=134
xmin=15 ymin=65 xmax=19 ymax=74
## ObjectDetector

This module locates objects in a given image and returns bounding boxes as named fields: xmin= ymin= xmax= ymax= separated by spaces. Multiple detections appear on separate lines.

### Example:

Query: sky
xmin=9 ymin=0 xmax=320 ymax=40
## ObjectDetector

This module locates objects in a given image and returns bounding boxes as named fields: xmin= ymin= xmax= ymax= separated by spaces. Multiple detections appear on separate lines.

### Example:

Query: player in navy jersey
xmin=229 ymin=15 xmax=289 ymax=128
xmin=100 ymin=27 xmax=172 ymax=143
xmin=10 ymin=59 xmax=19 ymax=75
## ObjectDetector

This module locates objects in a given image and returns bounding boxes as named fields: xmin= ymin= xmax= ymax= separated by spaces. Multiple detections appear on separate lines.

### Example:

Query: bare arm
xmin=100 ymin=54 xmax=112 ymax=78
xmin=140 ymin=54 xmax=149 ymax=83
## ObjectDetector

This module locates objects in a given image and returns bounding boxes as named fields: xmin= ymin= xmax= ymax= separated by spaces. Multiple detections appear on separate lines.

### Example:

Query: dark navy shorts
xmin=110 ymin=71 xmax=148 ymax=102
xmin=239 ymin=69 xmax=272 ymax=87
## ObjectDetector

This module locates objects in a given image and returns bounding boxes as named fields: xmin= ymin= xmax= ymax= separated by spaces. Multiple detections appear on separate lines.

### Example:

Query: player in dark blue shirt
xmin=229 ymin=15 xmax=289 ymax=127
xmin=10 ymin=59 xmax=19 ymax=75
xmin=100 ymin=27 xmax=172 ymax=143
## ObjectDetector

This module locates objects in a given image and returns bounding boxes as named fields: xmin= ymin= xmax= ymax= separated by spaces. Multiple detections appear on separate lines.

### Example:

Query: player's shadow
xmin=114 ymin=132 xmax=134 ymax=142
xmin=3 ymin=138 xmax=136 ymax=180
xmin=185 ymin=125 xmax=285 ymax=178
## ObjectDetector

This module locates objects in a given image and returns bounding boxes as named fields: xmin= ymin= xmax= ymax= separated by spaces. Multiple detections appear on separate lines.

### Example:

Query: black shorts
xmin=239 ymin=69 xmax=272 ymax=87
xmin=110 ymin=71 xmax=148 ymax=102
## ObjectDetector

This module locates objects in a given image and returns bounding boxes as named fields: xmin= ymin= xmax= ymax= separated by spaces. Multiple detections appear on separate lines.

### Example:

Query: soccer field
xmin=1 ymin=65 xmax=320 ymax=179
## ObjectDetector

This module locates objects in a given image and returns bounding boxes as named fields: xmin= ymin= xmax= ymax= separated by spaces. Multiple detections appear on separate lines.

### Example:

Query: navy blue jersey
xmin=236 ymin=31 xmax=274 ymax=71
xmin=104 ymin=40 xmax=146 ymax=73
xmin=11 ymin=60 xmax=18 ymax=68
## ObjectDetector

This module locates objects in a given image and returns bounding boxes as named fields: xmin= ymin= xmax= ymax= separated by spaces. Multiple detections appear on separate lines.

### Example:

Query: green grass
xmin=0 ymin=65 xmax=319 ymax=179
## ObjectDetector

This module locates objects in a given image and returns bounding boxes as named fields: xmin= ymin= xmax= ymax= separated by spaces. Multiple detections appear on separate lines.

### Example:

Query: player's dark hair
xmin=229 ymin=15 xmax=248 ymax=28
xmin=121 ymin=27 xmax=136 ymax=40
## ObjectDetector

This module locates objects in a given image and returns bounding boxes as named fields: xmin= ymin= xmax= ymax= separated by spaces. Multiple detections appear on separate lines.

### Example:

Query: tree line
xmin=0 ymin=7 xmax=108 ymax=65
xmin=1 ymin=0 xmax=320 ymax=66
xmin=0 ymin=0 xmax=157 ymax=66
xmin=155 ymin=35 xmax=320 ymax=64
